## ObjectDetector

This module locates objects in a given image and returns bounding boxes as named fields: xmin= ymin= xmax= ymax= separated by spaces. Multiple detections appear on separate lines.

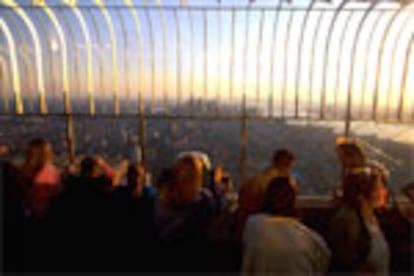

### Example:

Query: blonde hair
xmin=335 ymin=137 xmax=367 ymax=168
xmin=167 ymin=155 xmax=203 ymax=204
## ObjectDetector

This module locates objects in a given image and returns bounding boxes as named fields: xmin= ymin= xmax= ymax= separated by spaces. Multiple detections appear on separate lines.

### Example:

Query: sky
xmin=0 ymin=0 xmax=413 ymax=117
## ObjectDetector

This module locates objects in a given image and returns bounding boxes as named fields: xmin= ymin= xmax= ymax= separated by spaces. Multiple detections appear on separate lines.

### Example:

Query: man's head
xmin=80 ymin=156 xmax=98 ymax=177
xmin=271 ymin=149 xmax=296 ymax=175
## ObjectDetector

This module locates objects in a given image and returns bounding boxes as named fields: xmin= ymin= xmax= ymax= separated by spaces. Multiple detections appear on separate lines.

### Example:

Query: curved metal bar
xmin=155 ymin=1 xmax=169 ymax=111
xmin=173 ymin=9 xmax=182 ymax=112
xmin=320 ymin=0 xmax=351 ymax=120
xmin=373 ymin=3 xmax=414 ymax=121
xmin=397 ymin=33 xmax=414 ymax=121
xmin=241 ymin=4 xmax=251 ymax=184
xmin=0 ymin=18 xmax=22 ymax=114
xmin=123 ymin=0 xmax=145 ymax=115
xmin=32 ymin=8 xmax=54 ymax=112
xmin=188 ymin=9 xmax=195 ymax=114
xmin=65 ymin=0 xmax=95 ymax=115
xmin=0 ymin=55 xmax=10 ymax=112
xmin=30 ymin=6 xmax=51 ymax=112
xmin=346 ymin=0 xmax=382 ymax=136
xmin=268 ymin=1 xmax=283 ymax=118
xmin=58 ymin=8 xmax=79 ymax=112
xmin=241 ymin=92 xmax=248 ymax=183
xmin=35 ymin=1 xmax=71 ymax=113
xmin=282 ymin=9 xmax=294 ymax=118
xmin=204 ymin=9 xmax=208 ymax=102
xmin=55 ymin=7 xmax=78 ymax=162
xmin=255 ymin=9 xmax=265 ymax=114
xmin=294 ymin=0 xmax=318 ymax=118
xmin=88 ymin=8 xmax=105 ymax=112
xmin=95 ymin=0 xmax=119 ymax=115
xmin=333 ymin=11 xmax=354 ymax=119
xmin=143 ymin=9 xmax=155 ymax=112
xmin=5 ymin=12 xmax=32 ymax=112
xmin=229 ymin=8 xmax=235 ymax=113
xmin=3 ymin=0 xmax=46 ymax=113
xmin=385 ymin=15 xmax=412 ymax=120
xmin=359 ymin=10 xmax=384 ymax=118
xmin=216 ymin=5 xmax=221 ymax=114
xmin=242 ymin=8 xmax=251 ymax=100
xmin=117 ymin=8 xmax=130 ymax=113
xmin=308 ymin=9 xmax=325 ymax=119
xmin=412 ymin=92 xmax=414 ymax=122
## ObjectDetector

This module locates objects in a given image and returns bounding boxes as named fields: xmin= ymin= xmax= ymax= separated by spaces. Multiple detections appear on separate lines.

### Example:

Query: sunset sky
xmin=0 ymin=0 xmax=413 ymax=116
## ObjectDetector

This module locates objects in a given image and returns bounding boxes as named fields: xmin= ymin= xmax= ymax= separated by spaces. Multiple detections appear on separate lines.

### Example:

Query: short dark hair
xmin=80 ymin=156 xmax=97 ymax=176
xmin=262 ymin=177 xmax=297 ymax=217
xmin=272 ymin=149 xmax=295 ymax=167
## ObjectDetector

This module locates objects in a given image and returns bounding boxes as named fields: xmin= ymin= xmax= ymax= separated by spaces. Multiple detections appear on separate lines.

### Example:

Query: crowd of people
xmin=1 ymin=136 xmax=408 ymax=274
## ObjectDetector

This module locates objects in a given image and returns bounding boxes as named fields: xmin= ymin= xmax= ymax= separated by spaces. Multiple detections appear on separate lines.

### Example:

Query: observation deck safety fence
xmin=1 ymin=0 xmax=413 ymax=185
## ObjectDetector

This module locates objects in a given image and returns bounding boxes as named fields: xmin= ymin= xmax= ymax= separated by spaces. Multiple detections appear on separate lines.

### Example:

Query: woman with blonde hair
xmin=165 ymin=155 xmax=204 ymax=205
xmin=335 ymin=137 xmax=368 ymax=179
xmin=327 ymin=167 xmax=390 ymax=274
xmin=335 ymin=136 xmax=389 ymax=208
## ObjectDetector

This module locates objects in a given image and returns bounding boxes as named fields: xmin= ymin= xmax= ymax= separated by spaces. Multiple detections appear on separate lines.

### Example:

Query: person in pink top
xmin=21 ymin=138 xmax=60 ymax=186
xmin=21 ymin=138 xmax=61 ymax=219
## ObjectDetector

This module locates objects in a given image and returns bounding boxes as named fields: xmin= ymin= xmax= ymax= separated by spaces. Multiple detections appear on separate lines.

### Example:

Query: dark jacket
xmin=326 ymin=204 xmax=371 ymax=273
xmin=46 ymin=174 xmax=115 ymax=272
xmin=154 ymin=193 xmax=216 ymax=272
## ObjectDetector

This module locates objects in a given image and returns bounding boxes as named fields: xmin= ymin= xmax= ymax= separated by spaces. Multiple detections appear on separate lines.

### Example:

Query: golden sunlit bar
xmin=0 ymin=18 xmax=22 ymax=114
xmin=64 ymin=0 xmax=95 ymax=115
xmin=95 ymin=0 xmax=119 ymax=114
xmin=33 ymin=0 xmax=71 ymax=113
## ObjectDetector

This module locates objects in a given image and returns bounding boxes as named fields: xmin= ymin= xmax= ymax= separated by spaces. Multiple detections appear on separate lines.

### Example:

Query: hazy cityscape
xmin=1 ymin=99 xmax=413 ymax=196
xmin=1 ymin=0 xmax=412 ymax=197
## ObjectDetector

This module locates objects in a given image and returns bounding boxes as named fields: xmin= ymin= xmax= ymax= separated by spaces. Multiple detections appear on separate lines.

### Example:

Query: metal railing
xmin=0 ymin=0 xmax=413 ymax=181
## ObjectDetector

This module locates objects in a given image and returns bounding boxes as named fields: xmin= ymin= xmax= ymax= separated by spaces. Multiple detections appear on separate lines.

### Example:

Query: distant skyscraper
xmin=126 ymin=131 xmax=141 ymax=163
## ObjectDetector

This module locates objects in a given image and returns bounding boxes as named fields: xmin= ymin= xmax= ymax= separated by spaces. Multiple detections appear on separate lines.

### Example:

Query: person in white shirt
xmin=242 ymin=177 xmax=331 ymax=275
